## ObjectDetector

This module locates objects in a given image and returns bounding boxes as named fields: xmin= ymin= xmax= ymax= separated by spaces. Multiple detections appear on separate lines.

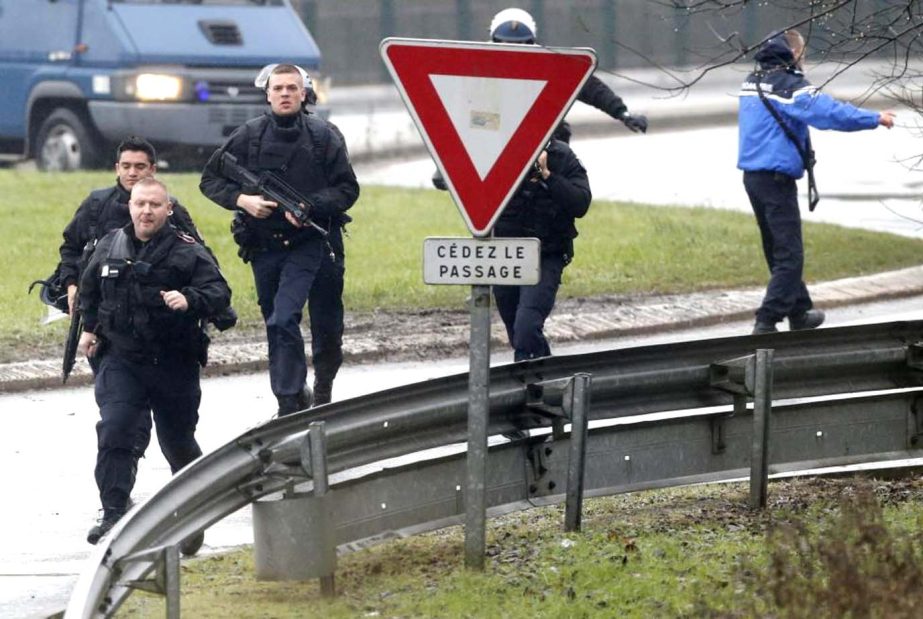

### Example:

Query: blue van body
xmin=0 ymin=0 xmax=323 ymax=169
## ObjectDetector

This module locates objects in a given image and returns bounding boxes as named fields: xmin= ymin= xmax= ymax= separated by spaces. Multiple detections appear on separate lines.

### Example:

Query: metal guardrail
xmin=65 ymin=321 xmax=923 ymax=618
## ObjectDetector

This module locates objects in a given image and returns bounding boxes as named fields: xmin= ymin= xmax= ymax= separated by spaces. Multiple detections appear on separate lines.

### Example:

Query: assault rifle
xmin=219 ymin=152 xmax=327 ymax=236
xmin=62 ymin=305 xmax=82 ymax=383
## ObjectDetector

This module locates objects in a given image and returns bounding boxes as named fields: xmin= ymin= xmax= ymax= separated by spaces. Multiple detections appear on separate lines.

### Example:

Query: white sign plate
xmin=423 ymin=237 xmax=540 ymax=286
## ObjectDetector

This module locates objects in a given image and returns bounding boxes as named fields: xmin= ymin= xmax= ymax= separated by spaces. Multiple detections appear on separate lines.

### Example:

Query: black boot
xmin=296 ymin=385 xmax=313 ymax=410
xmin=752 ymin=321 xmax=778 ymax=335
xmin=180 ymin=531 xmax=205 ymax=556
xmin=789 ymin=309 xmax=825 ymax=331
xmin=277 ymin=386 xmax=313 ymax=416
xmin=276 ymin=394 xmax=298 ymax=416
xmin=312 ymin=378 xmax=332 ymax=406
xmin=87 ymin=509 xmax=124 ymax=545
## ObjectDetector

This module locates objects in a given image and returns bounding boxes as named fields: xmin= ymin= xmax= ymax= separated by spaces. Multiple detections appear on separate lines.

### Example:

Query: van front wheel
xmin=35 ymin=109 xmax=101 ymax=171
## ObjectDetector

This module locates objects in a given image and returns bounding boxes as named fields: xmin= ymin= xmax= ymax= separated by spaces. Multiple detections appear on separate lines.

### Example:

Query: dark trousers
xmin=89 ymin=353 xmax=153 ymax=497
xmin=743 ymin=171 xmax=813 ymax=324
xmin=251 ymin=240 xmax=323 ymax=397
xmin=308 ymin=251 xmax=345 ymax=386
xmin=493 ymin=254 xmax=565 ymax=361
xmin=94 ymin=353 xmax=202 ymax=515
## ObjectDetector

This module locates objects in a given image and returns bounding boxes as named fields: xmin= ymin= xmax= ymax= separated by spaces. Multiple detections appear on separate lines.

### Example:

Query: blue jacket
xmin=737 ymin=34 xmax=880 ymax=178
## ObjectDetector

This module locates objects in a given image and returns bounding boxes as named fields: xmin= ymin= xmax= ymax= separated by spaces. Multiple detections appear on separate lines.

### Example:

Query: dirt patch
xmin=0 ymin=291 xmax=720 ymax=367
xmin=337 ymin=292 xmax=672 ymax=364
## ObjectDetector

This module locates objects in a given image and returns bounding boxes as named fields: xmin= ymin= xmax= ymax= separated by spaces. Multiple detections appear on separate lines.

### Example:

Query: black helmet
xmin=489 ymin=8 xmax=537 ymax=44
xmin=29 ymin=269 xmax=68 ymax=314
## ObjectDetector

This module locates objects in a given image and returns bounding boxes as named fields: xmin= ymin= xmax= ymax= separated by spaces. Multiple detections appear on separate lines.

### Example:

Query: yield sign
xmin=380 ymin=38 xmax=597 ymax=237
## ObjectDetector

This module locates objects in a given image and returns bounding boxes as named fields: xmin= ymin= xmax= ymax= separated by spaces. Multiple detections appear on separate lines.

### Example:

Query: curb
xmin=3 ymin=265 xmax=921 ymax=394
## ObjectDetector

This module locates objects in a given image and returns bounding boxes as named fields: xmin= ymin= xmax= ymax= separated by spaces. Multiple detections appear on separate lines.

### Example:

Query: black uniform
xmin=200 ymin=111 xmax=359 ymax=412
xmin=79 ymin=223 xmax=231 ymax=525
xmin=553 ymin=74 xmax=639 ymax=143
xmin=58 ymin=182 xmax=206 ymax=479
xmin=492 ymin=139 xmax=591 ymax=361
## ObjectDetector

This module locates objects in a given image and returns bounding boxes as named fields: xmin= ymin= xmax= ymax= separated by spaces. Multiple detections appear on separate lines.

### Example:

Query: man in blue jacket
xmin=738 ymin=30 xmax=894 ymax=334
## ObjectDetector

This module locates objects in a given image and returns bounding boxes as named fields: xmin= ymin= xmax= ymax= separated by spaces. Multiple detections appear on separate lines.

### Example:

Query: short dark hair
xmin=269 ymin=63 xmax=302 ymax=82
xmin=116 ymin=136 xmax=156 ymax=165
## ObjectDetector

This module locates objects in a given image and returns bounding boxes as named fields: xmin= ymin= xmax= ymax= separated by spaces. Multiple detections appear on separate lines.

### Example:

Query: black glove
xmin=621 ymin=113 xmax=648 ymax=134
xmin=209 ymin=306 xmax=238 ymax=332
xmin=432 ymin=169 xmax=448 ymax=191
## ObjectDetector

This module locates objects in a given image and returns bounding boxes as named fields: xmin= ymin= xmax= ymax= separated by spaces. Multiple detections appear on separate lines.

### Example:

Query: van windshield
xmin=111 ymin=1 xmax=283 ymax=5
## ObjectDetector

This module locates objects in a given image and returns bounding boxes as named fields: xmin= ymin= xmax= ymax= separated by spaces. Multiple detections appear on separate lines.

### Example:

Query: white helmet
xmin=489 ymin=8 xmax=537 ymax=44
xmin=254 ymin=63 xmax=313 ymax=91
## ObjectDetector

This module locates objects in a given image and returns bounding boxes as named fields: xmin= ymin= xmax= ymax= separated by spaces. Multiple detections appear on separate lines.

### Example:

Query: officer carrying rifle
xmin=200 ymin=63 xmax=359 ymax=414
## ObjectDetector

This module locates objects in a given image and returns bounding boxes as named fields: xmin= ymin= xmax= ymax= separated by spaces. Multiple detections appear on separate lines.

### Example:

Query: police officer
xmin=200 ymin=63 xmax=359 ymax=414
xmin=433 ymin=8 xmax=645 ymax=191
xmin=78 ymin=177 xmax=231 ymax=548
xmin=739 ymin=30 xmax=894 ymax=334
xmin=251 ymin=64 xmax=352 ymax=407
xmin=492 ymin=141 xmax=591 ymax=360
xmin=489 ymin=7 xmax=648 ymax=139
xmin=59 ymin=136 xmax=203 ymax=317
xmin=57 ymin=136 xmax=227 ymax=509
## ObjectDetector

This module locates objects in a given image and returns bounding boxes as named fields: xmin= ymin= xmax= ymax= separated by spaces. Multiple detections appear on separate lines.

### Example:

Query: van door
xmin=0 ymin=0 xmax=80 ymax=142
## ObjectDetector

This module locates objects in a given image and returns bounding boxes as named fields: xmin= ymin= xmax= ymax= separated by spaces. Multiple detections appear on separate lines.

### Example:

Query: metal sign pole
xmin=382 ymin=38 xmax=593 ymax=569
xmin=464 ymin=282 xmax=491 ymax=569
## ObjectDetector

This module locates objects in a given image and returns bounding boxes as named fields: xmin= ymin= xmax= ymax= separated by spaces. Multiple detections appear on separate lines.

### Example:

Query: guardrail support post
xmin=750 ymin=348 xmax=773 ymax=509
xmin=465 ymin=284 xmax=491 ymax=570
xmin=165 ymin=545 xmax=180 ymax=619
xmin=308 ymin=421 xmax=336 ymax=597
xmin=117 ymin=544 xmax=181 ymax=619
xmin=564 ymin=373 xmax=592 ymax=532
xmin=252 ymin=423 xmax=336 ymax=589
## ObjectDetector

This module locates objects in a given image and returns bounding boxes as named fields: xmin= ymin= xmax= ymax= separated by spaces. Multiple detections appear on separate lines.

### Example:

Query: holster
xmin=230 ymin=213 xmax=258 ymax=263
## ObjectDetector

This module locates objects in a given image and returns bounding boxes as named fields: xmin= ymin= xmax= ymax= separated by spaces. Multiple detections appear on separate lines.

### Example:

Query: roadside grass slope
xmin=3 ymin=170 xmax=922 ymax=362
xmin=117 ymin=475 xmax=923 ymax=618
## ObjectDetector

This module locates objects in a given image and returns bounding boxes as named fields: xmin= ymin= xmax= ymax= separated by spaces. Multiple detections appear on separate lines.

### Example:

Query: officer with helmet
xmin=444 ymin=11 xmax=596 ymax=358
xmin=200 ymin=63 xmax=359 ymax=414
xmin=249 ymin=64 xmax=352 ymax=407
xmin=432 ymin=7 xmax=647 ymax=192
xmin=489 ymin=7 xmax=649 ymax=138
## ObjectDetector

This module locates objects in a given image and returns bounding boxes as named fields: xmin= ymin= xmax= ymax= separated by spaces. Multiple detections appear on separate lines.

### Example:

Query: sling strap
xmin=754 ymin=72 xmax=820 ymax=211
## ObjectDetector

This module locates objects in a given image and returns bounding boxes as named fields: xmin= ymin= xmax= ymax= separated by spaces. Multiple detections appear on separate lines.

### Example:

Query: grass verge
xmin=3 ymin=169 xmax=922 ymax=360
xmin=116 ymin=474 xmax=923 ymax=618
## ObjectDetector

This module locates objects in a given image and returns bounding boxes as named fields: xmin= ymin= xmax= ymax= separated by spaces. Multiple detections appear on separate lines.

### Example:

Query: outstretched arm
xmin=578 ymin=74 xmax=647 ymax=134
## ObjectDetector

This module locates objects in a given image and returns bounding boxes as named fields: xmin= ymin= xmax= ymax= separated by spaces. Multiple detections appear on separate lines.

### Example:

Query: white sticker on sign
xmin=429 ymin=74 xmax=546 ymax=180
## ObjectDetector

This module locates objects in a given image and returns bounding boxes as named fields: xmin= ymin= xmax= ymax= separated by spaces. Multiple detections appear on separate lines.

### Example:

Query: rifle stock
xmin=219 ymin=152 xmax=327 ymax=236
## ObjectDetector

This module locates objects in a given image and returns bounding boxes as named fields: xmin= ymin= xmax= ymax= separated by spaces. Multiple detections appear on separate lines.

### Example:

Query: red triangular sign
xmin=380 ymin=38 xmax=597 ymax=237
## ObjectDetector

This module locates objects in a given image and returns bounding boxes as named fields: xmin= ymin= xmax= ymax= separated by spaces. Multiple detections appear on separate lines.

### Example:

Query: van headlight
xmin=133 ymin=74 xmax=185 ymax=101
xmin=112 ymin=72 xmax=189 ymax=102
